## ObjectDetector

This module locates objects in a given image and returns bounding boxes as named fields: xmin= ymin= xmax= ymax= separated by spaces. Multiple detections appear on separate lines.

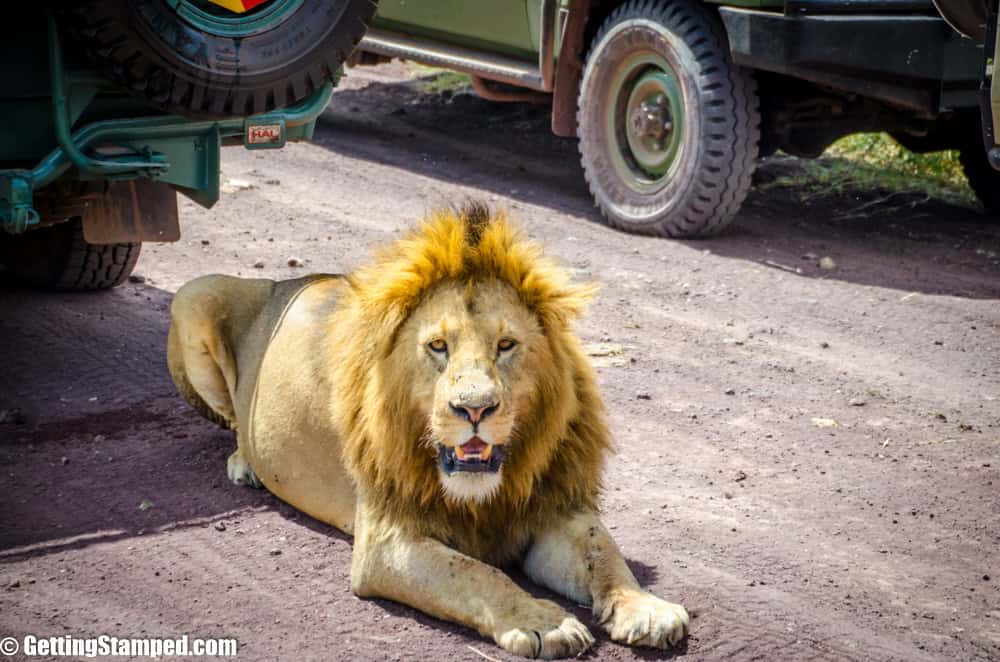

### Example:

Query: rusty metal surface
xmin=551 ymin=0 xmax=590 ymax=137
xmin=80 ymin=180 xmax=180 ymax=244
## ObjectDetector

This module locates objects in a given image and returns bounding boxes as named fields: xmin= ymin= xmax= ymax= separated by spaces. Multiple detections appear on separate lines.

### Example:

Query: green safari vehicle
xmin=354 ymin=0 xmax=998 ymax=237
xmin=0 ymin=1 xmax=376 ymax=290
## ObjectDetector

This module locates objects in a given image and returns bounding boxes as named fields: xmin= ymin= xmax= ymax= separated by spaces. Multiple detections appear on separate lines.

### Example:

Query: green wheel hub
xmin=607 ymin=53 xmax=685 ymax=191
xmin=169 ymin=0 xmax=304 ymax=37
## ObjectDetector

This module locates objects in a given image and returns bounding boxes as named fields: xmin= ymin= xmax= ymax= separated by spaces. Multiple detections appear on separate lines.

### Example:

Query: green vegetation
xmin=411 ymin=66 xmax=471 ymax=95
xmin=763 ymin=133 xmax=978 ymax=208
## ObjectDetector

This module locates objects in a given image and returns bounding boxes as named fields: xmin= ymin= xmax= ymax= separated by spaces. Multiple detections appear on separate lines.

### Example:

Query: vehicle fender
xmin=551 ymin=0 xmax=591 ymax=136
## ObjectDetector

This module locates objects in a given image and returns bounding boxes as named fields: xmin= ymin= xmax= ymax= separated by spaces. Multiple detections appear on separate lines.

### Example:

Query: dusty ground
xmin=2 ymin=63 xmax=999 ymax=661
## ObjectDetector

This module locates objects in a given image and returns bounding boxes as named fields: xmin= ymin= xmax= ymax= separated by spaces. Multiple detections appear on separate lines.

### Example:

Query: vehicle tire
xmin=56 ymin=0 xmax=377 ymax=118
xmin=0 ymin=220 xmax=141 ymax=291
xmin=959 ymin=140 xmax=1000 ymax=214
xmin=577 ymin=0 xmax=760 ymax=238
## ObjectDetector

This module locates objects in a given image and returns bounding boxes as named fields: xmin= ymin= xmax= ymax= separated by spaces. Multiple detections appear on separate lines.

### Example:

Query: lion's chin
xmin=438 ymin=471 xmax=503 ymax=503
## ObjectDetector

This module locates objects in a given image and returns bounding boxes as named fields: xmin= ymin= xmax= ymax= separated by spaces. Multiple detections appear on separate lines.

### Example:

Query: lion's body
xmin=168 ymin=273 xmax=357 ymax=532
xmin=167 ymin=207 xmax=688 ymax=658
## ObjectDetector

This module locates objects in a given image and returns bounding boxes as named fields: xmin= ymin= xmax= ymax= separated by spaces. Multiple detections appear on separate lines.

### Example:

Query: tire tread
xmin=577 ymin=0 xmax=760 ymax=238
xmin=56 ymin=0 xmax=377 ymax=118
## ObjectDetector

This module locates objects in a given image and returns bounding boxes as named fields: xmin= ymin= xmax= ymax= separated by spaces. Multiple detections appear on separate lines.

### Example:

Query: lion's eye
xmin=497 ymin=338 xmax=517 ymax=353
xmin=428 ymin=339 xmax=448 ymax=354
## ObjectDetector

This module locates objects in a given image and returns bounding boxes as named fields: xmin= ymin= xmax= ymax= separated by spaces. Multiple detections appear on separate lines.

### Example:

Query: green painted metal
xmin=169 ymin=0 xmax=305 ymax=37
xmin=374 ymin=1 xmax=536 ymax=61
xmin=24 ymin=81 xmax=331 ymax=211
xmin=47 ymin=15 xmax=169 ymax=181
xmin=0 ymin=173 xmax=39 ymax=234
xmin=606 ymin=53 xmax=685 ymax=194
xmin=623 ymin=71 xmax=682 ymax=176
xmin=0 ymin=13 xmax=334 ymax=234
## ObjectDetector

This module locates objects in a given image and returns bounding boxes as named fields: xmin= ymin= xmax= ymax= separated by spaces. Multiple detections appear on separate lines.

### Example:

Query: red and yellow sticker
xmin=205 ymin=0 xmax=269 ymax=13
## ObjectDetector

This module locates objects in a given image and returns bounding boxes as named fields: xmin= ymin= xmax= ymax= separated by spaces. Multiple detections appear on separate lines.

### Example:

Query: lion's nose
xmin=449 ymin=401 xmax=499 ymax=425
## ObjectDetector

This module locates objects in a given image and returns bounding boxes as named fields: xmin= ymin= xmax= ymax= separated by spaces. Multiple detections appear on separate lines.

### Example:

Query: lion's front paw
xmin=227 ymin=449 xmax=261 ymax=488
xmin=495 ymin=599 xmax=594 ymax=659
xmin=601 ymin=591 xmax=688 ymax=649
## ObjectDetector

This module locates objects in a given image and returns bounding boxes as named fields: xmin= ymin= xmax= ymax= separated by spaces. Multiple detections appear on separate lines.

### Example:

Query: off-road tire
xmin=959 ymin=140 xmax=1000 ymax=214
xmin=56 ymin=0 xmax=377 ymax=118
xmin=577 ymin=0 xmax=760 ymax=237
xmin=0 ymin=220 xmax=141 ymax=291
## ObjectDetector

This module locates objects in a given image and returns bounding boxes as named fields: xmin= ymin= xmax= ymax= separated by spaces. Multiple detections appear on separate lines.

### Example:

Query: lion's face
xmin=395 ymin=279 xmax=544 ymax=502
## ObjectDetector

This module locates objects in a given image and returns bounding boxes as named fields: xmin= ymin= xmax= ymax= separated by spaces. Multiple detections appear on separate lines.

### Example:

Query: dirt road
xmin=2 ymin=64 xmax=999 ymax=661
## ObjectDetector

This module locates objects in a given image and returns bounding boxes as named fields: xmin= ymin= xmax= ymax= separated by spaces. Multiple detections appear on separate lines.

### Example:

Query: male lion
xmin=167 ymin=206 xmax=688 ymax=658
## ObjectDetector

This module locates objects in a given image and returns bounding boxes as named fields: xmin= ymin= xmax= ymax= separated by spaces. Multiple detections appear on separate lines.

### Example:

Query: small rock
xmin=0 ymin=408 xmax=26 ymax=425
xmin=7 ymin=580 xmax=20 ymax=589
xmin=138 ymin=499 xmax=154 ymax=511
xmin=60 ymin=456 xmax=69 ymax=466
xmin=820 ymin=341 xmax=830 ymax=349
xmin=269 ymin=549 xmax=282 ymax=556
xmin=223 ymin=178 xmax=254 ymax=192
xmin=93 ymin=434 xmax=106 ymax=443
xmin=818 ymin=256 xmax=837 ymax=270
xmin=287 ymin=257 xmax=304 ymax=268
xmin=128 ymin=274 xmax=146 ymax=284
xmin=724 ymin=492 xmax=734 ymax=499
xmin=802 ymin=252 xmax=818 ymax=260
xmin=636 ymin=392 xmax=652 ymax=400
xmin=200 ymin=239 xmax=211 ymax=246
xmin=214 ymin=523 xmax=227 ymax=532
xmin=734 ymin=470 xmax=748 ymax=482
xmin=253 ymin=260 xmax=265 ymax=269
xmin=984 ymin=575 xmax=991 ymax=581
xmin=265 ymin=179 xmax=281 ymax=186
xmin=849 ymin=398 xmax=866 ymax=407
xmin=812 ymin=417 xmax=837 ymax=428
xmin=724 ymin=388 xmax=736 ymax=396
xmin=584 ymin=342 xmax=624 ymax=357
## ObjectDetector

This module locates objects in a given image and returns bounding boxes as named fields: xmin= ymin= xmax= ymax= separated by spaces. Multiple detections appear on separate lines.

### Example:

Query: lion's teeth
xmin=454 ymin=446 xmax=465 ymax=460
xmin=481 ymin=445 xmax=492 ymax=460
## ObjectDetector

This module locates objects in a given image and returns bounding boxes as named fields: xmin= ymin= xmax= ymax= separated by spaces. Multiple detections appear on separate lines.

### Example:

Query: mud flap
xmin=80 ymin=180 xmax=180 ymax=244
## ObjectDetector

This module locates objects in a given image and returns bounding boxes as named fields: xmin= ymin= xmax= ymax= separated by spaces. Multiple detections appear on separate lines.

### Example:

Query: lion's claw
xmin=227 ymin=449 xmax=261 ymax=488
xmin=496 ymin=600 xmax=594 ymax=659
xmin=603 ymin=592 xmax=688 ymax=649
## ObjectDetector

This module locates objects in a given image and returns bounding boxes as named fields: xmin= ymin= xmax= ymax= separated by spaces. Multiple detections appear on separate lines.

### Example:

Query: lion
xmin=166 ymin=205 xmax=688 ymax=658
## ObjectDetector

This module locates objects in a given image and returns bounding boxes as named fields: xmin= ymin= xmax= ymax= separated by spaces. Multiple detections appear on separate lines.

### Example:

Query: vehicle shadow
xmin=0 ymin=282 xmax=309 ymax=560
xmin=321 ymin=72 xmax=1000 ymax=299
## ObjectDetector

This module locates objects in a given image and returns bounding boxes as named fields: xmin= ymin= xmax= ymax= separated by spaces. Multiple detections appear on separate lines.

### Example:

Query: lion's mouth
xmin=438 ymin=436 xmax=505 ymax=474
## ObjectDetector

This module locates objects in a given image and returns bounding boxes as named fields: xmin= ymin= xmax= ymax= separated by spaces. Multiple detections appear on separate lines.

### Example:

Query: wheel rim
xmin=606 ymin=52 xmax=685 ymax=194
xmin=170 ymin=0 xmax=304 ymax=37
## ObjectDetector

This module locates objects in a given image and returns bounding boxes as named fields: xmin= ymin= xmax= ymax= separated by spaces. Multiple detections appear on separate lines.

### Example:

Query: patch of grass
xmin=763 ymin=132 xmax=978 ymax=208
xmin=411 ymin=66 xmax=471 ymax=95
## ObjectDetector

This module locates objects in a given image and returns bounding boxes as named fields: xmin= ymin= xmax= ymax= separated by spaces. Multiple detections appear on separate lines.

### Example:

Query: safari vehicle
xmin=355 ymin=0 xmax=997 ymax=238
xmin=0 ymin=1 xmax=376 ymax=290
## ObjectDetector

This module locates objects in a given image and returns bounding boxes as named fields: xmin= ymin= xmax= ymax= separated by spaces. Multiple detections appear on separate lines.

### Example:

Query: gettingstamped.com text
xmin=0 ymin=634 xmax=237 ymax=657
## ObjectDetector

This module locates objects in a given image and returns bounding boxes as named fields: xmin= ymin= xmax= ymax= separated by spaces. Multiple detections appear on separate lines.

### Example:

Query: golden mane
xmin=329 ymin=206 xmax=611 ymax=563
